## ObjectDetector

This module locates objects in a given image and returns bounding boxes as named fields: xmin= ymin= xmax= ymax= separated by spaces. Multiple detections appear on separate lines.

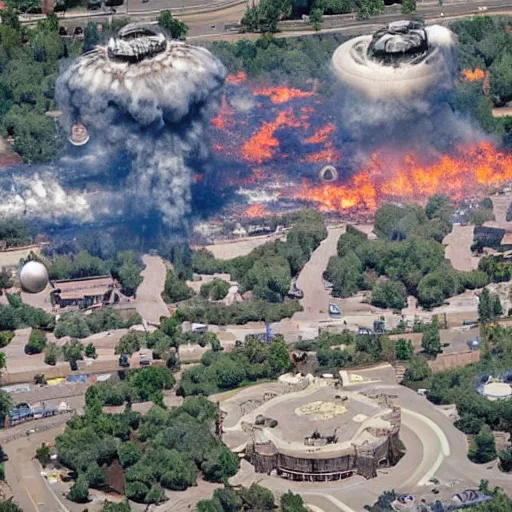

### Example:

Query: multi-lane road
xmin=18 ymin=0 xmax=512 ymax=40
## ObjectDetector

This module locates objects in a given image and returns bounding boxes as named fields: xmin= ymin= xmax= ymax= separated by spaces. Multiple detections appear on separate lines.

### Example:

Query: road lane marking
xmin=402 ymin=408 xmax=451 ymax=486
xmin=23 ymin=483 xmax=40 ymax=512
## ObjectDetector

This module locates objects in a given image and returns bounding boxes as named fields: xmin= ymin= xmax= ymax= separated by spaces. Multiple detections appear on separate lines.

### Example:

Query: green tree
xmin=115 ymin=332 xmax=144 ymax=356
xmin=85 ymin=343 xmax=97 ymax=359
xmin=499 ymin=445 xmax=512 ymax=472
xmin=0 ymin=501 xmax=24 ymax=512
xmin=145 ymin=484 xmax=166 ymax=504
xmin=309 ymin=8 xmax=323 ymax=30
xmin=469 ymin=425 xmax=497 ymax=464
xmin=196 ymin=501 xmax=219 ymax=512
xmin=241 ymin=484 xmax=275 ymax=510
xmin=479 ymin=288 xmax=503 ymax=323
xmin=200 ymin=279 xmax=230 ymax=301
xmin=403 ymin=355 xmax=431 ymax=382
xmin=25 ymin=329 xmax=46 ymax=355
xmin=101 ymin=501 xmax=132 ymax=512
xmin=401 ymin=0 xmax=416 ymax=13
xmin=371 ymin=280 xmax=407 ymax=310
xmin=62 ymin=339 xmax=84 ymax=363
xmin=68 ymin=474 xmax=89 ymax=503
xmin=44 ymin=343 xmax=58 ymax=366
xmin=0 ymin=332 xmax=14 ymax=349
xmin=0 ymin=391 xmax=12 ymax=420
xmin=162 ymin=270 xmax=194 ymax=304
xmin=395 ymin=338 xmax=414 ymax=360
xmin=281 ymin=491 xmax=308 ymax=512
xmin=421 ymin=319 xmax=441 ymax=356
xmin=118 ymin=261 xmax=142 ymax=297
xmin=35 ymin=442 xmax=51 ymax=466
xmin=157 ymin=10 xmax=189 ymax=39
xmin=118 ymin=441 xmax=142 ymax=468
xmin=212 ymin=488 xmax=243 ymax=512
xmin=0 ymin=271 xmax=13 ymax=291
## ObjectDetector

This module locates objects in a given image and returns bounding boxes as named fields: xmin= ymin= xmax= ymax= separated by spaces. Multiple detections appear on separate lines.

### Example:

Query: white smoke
xmin=55 ymin=38 xmax=226 ymax=227
xmin=0 ymin=172 xmax=91 ymax=222
xmin=51 ymin=34 xmax=226 ymax=227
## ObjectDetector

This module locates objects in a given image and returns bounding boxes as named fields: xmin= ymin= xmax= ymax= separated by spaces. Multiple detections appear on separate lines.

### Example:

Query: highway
xmin=19 ymin=0 xmax=512 ymax=40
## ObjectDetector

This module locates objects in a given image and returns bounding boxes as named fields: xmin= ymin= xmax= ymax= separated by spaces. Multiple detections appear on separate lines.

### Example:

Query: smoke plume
xmin=56 ymin=38 xmax=226 ymax=228
xmin=0 ymin=32 xmax=226 ymax=230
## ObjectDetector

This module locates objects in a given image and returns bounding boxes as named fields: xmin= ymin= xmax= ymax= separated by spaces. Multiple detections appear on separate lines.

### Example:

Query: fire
xmin=253 ymin=86 xmax=316 ymax=104
xmin=211 ymin=95 xmax=235 ymax=130
xmin=226 ymin=72 xmax=247 ymax=85
xmin=245 ymin=204 xmax=269 ymax=217
xmin=305 ymin=123 xmax=336 ymax=144
xmin=462 ymin=68 xmax=485 ymax=81
xmin=294 ymin=142 xmax=512 ymax=211
xmin=302 ymin=142 xmax=342 ymax=163
xmin=242 ymin=109 xmax=302 ymax=163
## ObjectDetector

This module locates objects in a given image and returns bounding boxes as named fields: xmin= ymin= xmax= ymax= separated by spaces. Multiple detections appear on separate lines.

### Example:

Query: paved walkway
xmin=135 ymin=255 xmax=170 ymax=324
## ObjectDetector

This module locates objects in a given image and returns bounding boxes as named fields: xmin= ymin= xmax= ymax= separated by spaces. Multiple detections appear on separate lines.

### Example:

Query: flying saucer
xmin=69 ymin=123 xmax=90 ymax=146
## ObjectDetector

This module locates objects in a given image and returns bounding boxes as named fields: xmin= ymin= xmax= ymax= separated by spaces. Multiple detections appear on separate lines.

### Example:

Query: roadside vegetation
xmin=197 ymin=487 xmax=308 ymax=512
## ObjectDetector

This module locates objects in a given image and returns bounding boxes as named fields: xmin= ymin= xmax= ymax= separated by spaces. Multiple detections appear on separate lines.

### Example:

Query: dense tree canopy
xmin=179 ymin=336 xmax=292 ymax=395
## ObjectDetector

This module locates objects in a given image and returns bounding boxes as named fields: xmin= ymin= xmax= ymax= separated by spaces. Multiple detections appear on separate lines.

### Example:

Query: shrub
xmin=0 ymin=331 xmax=14 ymax=348
xmin=44 ymin=343 xmax=58 ymax=366
xmin=62 ymin=339 xmax=84 ymax=362
xmin=85 ymin=343 xmax=97 ymax=359
xmin=68 ymin=474 xmax=89 ymax=503
xmin=35 ymin=443 xmax=51 ymax=466
xmin=25 ymin=329 xmax=47 ymax=355
xmin=200 ymin=279 xmax=230 ymax=301
xmin=115 ymin=332 xmax=144 ymax=355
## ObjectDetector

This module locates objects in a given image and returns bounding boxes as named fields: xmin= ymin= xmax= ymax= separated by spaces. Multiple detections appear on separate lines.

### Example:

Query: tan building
xmin=51 ymin=275 xmax=117 ymax=309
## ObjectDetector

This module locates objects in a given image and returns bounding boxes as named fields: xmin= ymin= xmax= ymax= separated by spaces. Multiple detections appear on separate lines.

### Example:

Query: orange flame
xmin=211 ymin=95 xmax=235 ymax=130
xmin=294 ymin=142 xmax=512 ymax=211
xmin=253 ymin=86 xmax=316 ymax=104
xmin=462 ymin=68 xmax=485 ymax=81
xmin=242 ymin=109 xmax=302 ymax=163
xmin=305 ymin=123 xmax=336 ymax=144
xmin=245 ymin=204 xmax=269 ymax=217
xmin=226 ymin=72 xmax=247 ymax=85
xmin=302 ymin=142 xmax=342 ymax=163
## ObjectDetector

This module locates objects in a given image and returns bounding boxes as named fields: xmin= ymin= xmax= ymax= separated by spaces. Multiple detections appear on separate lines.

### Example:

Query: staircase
xmin=393 ymin=363 xmax=406 ymax=384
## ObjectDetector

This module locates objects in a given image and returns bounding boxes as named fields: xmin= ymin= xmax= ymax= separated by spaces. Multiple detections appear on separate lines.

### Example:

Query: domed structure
xmin=331 ymin=21 xmax=457 ymax=99
xmin=69 ymin=123 xmax=90 ymax=146
xmin=20 ymin=261 xmax=49 ymax=294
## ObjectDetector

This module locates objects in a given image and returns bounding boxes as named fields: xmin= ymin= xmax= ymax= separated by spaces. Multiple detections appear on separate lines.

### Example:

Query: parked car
xmin=328 ymin=303 xmax=342 ymax=317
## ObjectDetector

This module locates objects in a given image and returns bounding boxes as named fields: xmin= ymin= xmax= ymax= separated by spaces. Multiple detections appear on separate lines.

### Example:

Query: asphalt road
xmin=135 ymin=255 xmax=171 ymax=324
xmin=294 ymin=225 xmax=345 ymax=322
xmin=34 ymin=0 xmax=512 ymax=41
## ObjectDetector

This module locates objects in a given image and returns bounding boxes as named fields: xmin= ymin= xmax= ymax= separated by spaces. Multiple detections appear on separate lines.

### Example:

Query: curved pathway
xmin=135 ymin=255 xmax=170 ymax=324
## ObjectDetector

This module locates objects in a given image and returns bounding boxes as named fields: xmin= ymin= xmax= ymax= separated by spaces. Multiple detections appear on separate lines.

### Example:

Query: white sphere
xmin=20 ymin=261 xmax=49 ymax=294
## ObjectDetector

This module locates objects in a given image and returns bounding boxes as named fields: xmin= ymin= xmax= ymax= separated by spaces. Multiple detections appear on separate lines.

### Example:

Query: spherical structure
xmin=19 ymin=261 xmax=49 ymax=294
xmin=319 ymin=165 xmax=339 ymax=183
xmin=331 ymin=21 xmax=457 ymax=100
